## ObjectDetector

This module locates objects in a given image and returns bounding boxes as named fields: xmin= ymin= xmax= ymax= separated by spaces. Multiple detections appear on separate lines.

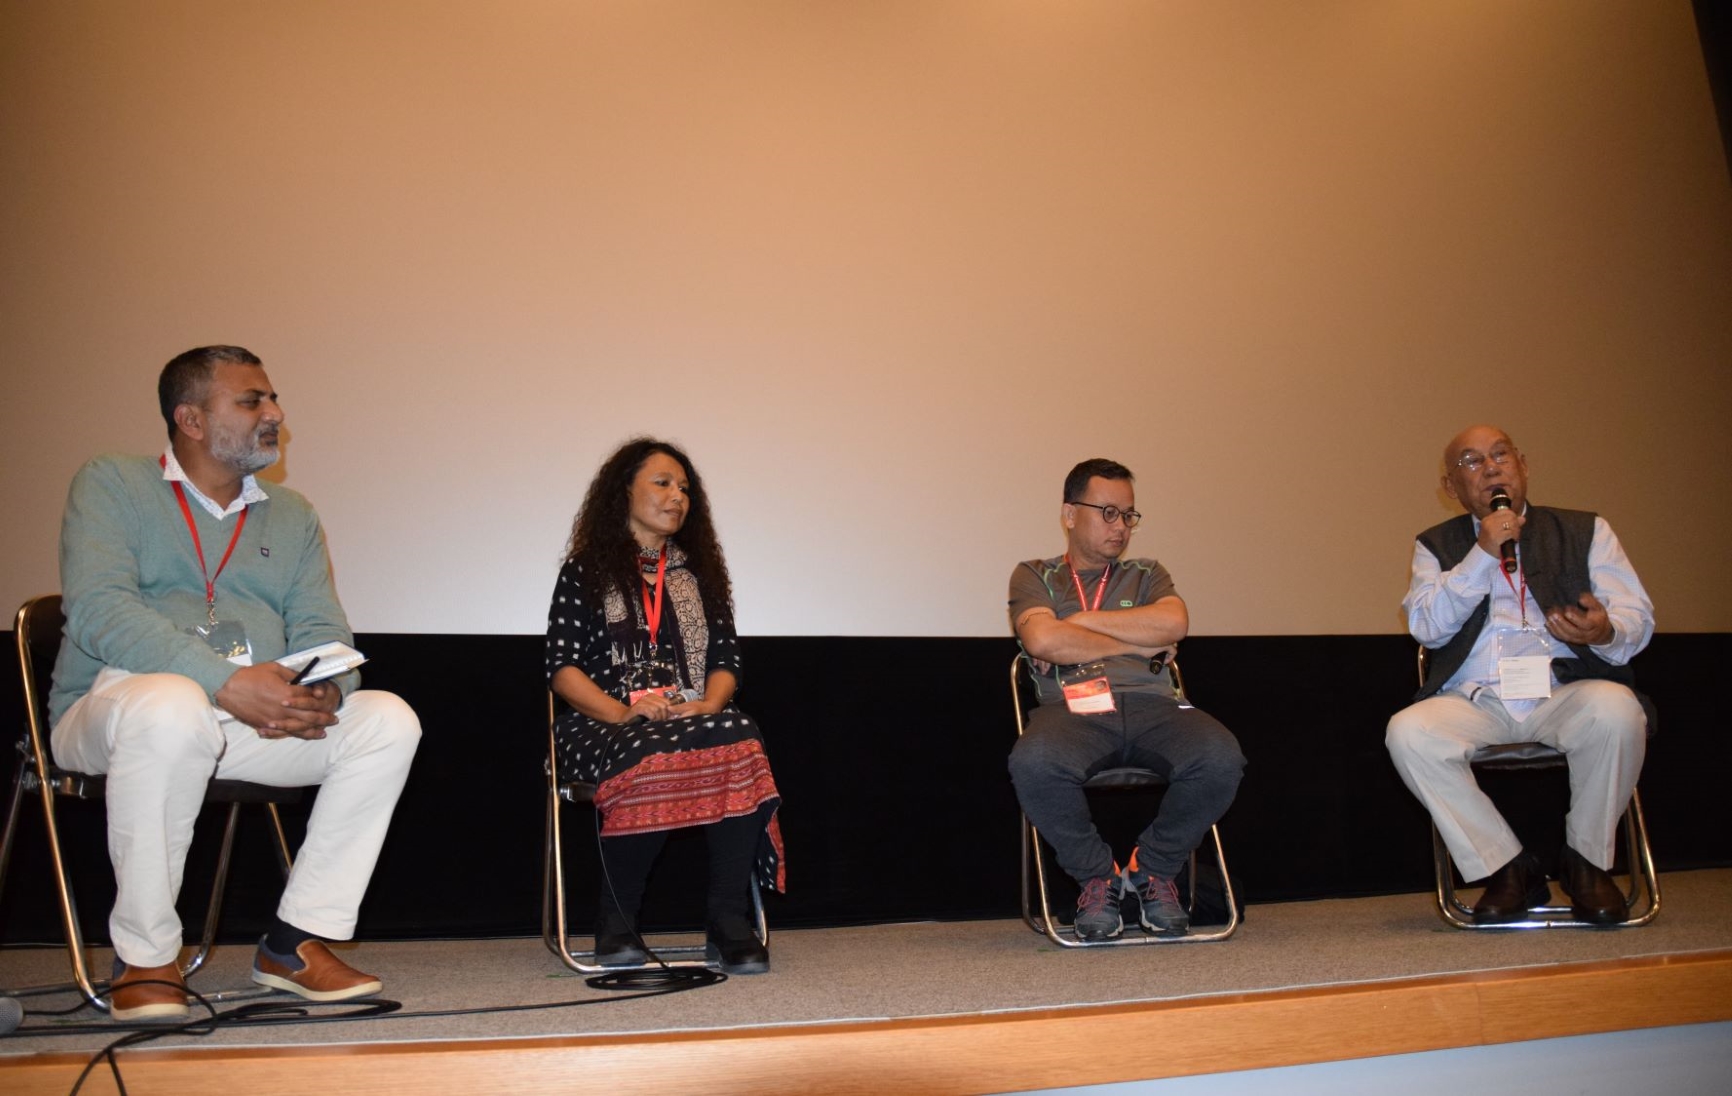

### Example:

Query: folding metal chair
xmin=542 ymin=692 xmax=767 ymax=973
xmin=1012 ymin=655 xmax=1239 ymax=947
xmin=0 ymin=594 xmax=301 ymax=1010
xmin=1415 ymin=645 xmax=1660 ymax=929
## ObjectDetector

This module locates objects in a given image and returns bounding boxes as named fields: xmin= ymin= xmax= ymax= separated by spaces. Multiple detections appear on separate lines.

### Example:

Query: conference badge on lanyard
xmin=1492 ymin=563 xmax=1552 ymax=701
xmin=1061 ymin=662 xmax=1116 ymax=714
xmin=1059 ymin=556 xmax=1116 ymax=714
xmin=166 ymin=466 xmax=254 ymax=666
xmin=625 ymin=545 xmax=680 ymax=705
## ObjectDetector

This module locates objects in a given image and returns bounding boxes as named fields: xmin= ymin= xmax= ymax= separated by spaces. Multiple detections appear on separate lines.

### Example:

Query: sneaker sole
xmin=252 ymin=970 xmax=383 ymax=1001
xmin=1074 ymin=921 xmax=1124 ymax=941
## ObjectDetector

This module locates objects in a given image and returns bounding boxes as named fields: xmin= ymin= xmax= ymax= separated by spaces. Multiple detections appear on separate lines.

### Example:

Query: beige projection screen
xmin=2 ymin=1 xmax=1729 ymax=637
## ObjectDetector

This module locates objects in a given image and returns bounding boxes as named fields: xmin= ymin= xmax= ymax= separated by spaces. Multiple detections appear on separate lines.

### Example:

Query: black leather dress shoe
xmin=1559 ymin=844 xmax=1625 ymax=925
xmin=1471 ymin=850 xmax=1551 ymax=924
xmin=594 ymin=910 xmax=647 ymax=967
xmin=704 ymin=915 xmax=769 ymax=975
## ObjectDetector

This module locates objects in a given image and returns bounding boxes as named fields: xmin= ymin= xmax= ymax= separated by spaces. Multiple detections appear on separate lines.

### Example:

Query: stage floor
xmin=3 ymin=868 xmax=1731 ymax=1093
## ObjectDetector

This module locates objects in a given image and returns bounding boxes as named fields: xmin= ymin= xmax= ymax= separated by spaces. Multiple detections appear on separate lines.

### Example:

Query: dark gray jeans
xmin=1009 ymin=692 xmax=1245 ymax=883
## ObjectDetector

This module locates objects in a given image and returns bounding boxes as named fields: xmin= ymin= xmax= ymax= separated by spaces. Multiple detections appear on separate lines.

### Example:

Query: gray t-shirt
xmin=1008 ymin=556 xmax=1179 ymax=705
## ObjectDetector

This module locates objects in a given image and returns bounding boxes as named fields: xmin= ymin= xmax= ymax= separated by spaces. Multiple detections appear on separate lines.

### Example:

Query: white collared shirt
xmin=160 ymin=446 xmax=270 ymax=520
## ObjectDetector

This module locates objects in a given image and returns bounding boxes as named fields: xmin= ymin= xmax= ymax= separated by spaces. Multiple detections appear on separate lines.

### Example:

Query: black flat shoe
xmin=705 ymin=916 xmax=769 ymax=975
xmin=594 ymin=910 xmax=647 ymax=966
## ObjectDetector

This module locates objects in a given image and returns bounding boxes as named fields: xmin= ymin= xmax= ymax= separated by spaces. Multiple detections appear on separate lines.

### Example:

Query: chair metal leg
xmin=263 ymin=803 xmax=296 ymax=878
xmin=1620 ymin=789 xmax=1661 ymax=926
xmin=183 ymin=803 xmax=244 ymax=978
xmin=34 ymin=779 xmax=107 ymax=1010
xmin=1019 ymin=812 xmax=1045 ymax=937
xmin=1431 ymin=787 xmax=1659 ymax=930
xmin=0 ymin=751 xmax=30 ymax=897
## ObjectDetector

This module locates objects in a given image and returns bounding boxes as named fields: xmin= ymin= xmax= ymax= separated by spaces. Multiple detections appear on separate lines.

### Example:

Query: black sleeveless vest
xmin=1412 ymin=505 xmax=1642 ymax=714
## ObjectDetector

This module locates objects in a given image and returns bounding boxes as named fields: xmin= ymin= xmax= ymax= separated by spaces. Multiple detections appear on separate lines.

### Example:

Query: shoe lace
xmin=1078 ymin=876 xmax=1115 ymax=915
xmin=1137 ymin=872 xmax=1181 ymax=906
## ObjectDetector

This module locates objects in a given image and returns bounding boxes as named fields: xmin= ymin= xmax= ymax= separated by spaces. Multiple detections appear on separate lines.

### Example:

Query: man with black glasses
xmin=1007 ymin=458 xmax=1245 ymax=940
xmin=1386 ymin=425 xmax=1653 ymax=924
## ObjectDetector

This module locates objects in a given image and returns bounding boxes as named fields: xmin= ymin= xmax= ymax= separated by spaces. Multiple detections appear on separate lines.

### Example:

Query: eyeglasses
xmin=1071 ymin=501 xmax=1142 ymax=528
xmin=1453 ymin=447 xmax=1518 ymax=474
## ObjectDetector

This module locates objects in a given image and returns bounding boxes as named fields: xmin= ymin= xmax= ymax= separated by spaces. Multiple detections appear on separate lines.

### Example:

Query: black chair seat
xmin=1083 ymin=767 xmax=1168 ymax=791
xmin=556 ymin=780 xmax=596 ymax=805
xmin=1469 ymin=742 xmax=1567 ymax=770
xmin=42 ymin=767 xmax=302 ymax=806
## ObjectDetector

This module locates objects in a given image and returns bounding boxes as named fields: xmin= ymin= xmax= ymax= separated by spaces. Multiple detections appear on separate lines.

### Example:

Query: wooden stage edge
xmin=5 ymin=949 xmax=1731 ymax=1095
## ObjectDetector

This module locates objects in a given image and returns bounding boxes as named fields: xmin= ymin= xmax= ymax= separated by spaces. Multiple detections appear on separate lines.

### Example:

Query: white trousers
xmin=1385 ymin=678 xmax=1645 ymax=881
xmin=52 ymin=668 xmax=421 ymax=967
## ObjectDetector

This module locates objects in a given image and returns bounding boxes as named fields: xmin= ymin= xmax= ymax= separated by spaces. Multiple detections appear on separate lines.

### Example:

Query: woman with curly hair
xmin=545 ymin=438 xmax=782 ymax=974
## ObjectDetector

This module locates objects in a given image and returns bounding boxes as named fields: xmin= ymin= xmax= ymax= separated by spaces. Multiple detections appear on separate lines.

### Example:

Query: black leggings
xmin=597 ymin=813 xmax=760 ymax=922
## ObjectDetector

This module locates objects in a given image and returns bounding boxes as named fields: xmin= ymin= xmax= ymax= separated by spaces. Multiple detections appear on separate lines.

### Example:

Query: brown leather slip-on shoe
xmin=110 ymin=961 xmax=190 ymax=1022
xmin=251 ymin=939 xmax=383 ymax=1001
xmin=1559 ymin=843 xmax=1626 ymax=925
xmin=1471 ymin=850 xmax=1551 ymax=924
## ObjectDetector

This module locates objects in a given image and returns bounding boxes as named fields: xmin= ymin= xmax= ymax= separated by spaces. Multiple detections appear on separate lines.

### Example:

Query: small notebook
xmin=277 ymin=641 xmax=367 ymax=683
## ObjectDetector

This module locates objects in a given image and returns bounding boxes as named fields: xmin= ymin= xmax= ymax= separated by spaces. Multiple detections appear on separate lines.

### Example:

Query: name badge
xmin=1060 ymin=663 xmax=1116 ymax=715
xmin=1493 ymin=623 xmax=1553 ymax=702
xmin=1497 ymin=656 xmax=1553 ymax=701
xmin=624 ymin=658 xmax=680 ymax=707
xmin=185 ymin=620 xmax=253 ymax=666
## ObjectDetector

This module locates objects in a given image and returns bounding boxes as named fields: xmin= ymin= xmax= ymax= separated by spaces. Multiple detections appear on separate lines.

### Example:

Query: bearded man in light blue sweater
xmin=50 ymin=346 xmax=421 ymax=1021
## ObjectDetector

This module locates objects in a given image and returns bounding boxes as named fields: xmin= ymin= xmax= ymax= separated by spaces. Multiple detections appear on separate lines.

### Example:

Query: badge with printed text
xmin=1493 ymin=625 xmax=1553 ymax=701
xmin=1059 ymin=661 xmax=1116 ymax=715
xmin=1497 ymin=656 xmax=1553 ymax=700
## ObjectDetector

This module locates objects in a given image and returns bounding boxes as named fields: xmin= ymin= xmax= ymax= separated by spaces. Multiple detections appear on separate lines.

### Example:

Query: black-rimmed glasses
xmin=1071 ymin=501 xmax=1142 ymax=528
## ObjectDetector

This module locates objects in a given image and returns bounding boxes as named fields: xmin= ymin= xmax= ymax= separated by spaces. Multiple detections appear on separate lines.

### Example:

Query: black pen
xmin=289 ymin=656 xmax=321 ymax=686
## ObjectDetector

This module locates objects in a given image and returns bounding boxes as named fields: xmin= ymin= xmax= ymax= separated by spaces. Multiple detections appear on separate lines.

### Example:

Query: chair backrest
xmin=15 ymin=594 xmax=65 ymax=738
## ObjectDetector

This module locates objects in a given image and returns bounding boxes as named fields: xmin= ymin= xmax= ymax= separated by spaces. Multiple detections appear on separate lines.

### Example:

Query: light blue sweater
xmin=50 ymin=454 xmax=359 ymax=725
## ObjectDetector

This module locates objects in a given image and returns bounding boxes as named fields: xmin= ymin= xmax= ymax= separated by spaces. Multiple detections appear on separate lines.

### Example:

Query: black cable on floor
xmin=20 ymin=967 xmax=729 ymax=1096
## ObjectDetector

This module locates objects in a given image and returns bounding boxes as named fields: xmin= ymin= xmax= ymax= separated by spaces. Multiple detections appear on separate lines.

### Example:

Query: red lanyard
xmin=162 ymin=458 xmax=249 ymax=625
xmin=1065 ymin=555 xmax=1111 ymax=612
xmin=640 ymin=545 xmax=668 ymax=648
xmin=1498 ymin=561 xmax=1529 ymax=627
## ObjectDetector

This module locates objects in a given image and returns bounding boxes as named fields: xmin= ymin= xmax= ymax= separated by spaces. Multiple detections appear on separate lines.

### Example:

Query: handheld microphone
xmin=1489 ymin=488 xmax=1518 ymax=575
xmin=0 ymin=996 xmax=23 ymax=1035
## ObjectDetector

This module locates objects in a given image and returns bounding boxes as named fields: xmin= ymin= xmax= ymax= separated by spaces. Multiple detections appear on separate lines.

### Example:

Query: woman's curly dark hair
xmin=562 ymin=437 xmax=733 ymax=618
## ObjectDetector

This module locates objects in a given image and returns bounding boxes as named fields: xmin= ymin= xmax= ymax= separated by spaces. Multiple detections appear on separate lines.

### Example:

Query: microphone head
xmin=1488 ymin=488 xmax=1512 ymax=511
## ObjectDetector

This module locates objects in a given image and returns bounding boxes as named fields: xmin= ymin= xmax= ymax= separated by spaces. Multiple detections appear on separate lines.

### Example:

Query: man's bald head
xmin=1441 ymin=424 xmax=1529 ymax=519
